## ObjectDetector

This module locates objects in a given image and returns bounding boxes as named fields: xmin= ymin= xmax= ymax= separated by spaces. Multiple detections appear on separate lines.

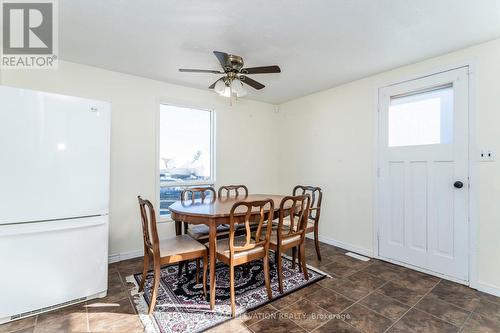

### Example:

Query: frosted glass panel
xmin=389 ymin=86 xmax=453 ymax=147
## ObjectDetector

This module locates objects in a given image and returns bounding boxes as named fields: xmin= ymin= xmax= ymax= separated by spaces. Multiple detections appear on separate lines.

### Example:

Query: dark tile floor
xmin=1 ymin=239 xmax=499 ymax=333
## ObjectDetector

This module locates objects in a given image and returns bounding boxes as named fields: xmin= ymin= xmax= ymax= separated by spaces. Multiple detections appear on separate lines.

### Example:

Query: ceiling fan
xmin=179 ymin=51 xmax=281 ymax=98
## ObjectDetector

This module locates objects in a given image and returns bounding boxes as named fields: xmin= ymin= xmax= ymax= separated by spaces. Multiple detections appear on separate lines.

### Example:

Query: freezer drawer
xmin=0 ymin=215 xmax=108 ymax=320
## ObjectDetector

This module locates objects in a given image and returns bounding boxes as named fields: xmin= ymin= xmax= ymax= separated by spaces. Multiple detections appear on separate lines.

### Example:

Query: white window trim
xmin=155 ymin=102 xmax=216 ymax=223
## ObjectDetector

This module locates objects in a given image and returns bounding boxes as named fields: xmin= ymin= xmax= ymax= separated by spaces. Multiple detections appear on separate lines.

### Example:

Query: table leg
xmin=174 ymin=220 xmax=182 ymax=236
xmin=174 ymin=219 xmax=184 ymax=276
xmin=209 ymin=219 xmax=216 ymax=309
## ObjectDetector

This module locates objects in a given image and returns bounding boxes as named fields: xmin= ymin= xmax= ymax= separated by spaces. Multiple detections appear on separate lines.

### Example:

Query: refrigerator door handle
xmin=0 ymin=215 xmax=107 ymax=237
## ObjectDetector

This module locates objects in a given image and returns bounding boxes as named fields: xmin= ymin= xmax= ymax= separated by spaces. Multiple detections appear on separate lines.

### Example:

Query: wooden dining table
xmin=169 ymin=194 xmax=289 ymax=309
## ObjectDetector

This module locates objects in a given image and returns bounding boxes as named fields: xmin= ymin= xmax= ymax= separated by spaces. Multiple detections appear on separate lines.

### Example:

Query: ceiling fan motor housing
xmin=226 ymin=54 xmax=244 ymax=71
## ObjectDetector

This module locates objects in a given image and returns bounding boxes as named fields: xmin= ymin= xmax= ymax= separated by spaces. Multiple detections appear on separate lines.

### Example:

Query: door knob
xmin=454 ymin=181 xmax=464 ymax=189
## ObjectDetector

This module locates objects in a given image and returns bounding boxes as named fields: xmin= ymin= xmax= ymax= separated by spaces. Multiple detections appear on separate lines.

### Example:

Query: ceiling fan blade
xmin=239 ymin=76 xmax=265 ymax=90
xmin=240 ymin=65 xmax=281 ymax=74
xmin=179 ymin=68 xmax=223 ymax=74
xmin=208 ymin=77 xmax=224 ymax=89
xmin=213 ymin=51 xmax=230 ymax=69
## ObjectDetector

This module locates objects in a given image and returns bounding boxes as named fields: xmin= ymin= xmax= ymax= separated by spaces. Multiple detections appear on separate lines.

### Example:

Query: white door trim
xmin=373 ymin=62 xmax=478 ymax=288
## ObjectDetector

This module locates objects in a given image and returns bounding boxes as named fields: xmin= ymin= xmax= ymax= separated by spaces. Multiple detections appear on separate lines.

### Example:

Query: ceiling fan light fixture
xmin=215 ymin=80 xmax=231 ymax=97
xmin=214 ymin=79 xmax=226 ymax=95
xmin=220 ymin=85 xmax=231 ymax=97
xmin=230 ymin=79 xmax=247 ymax=97
xmin=179 ymin=50 xmax=280 ymax=103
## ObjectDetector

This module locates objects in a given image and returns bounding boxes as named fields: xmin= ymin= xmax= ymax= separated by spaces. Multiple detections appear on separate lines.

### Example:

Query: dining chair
xmin=218 ymin=185 xmax=249 ymax=198
xmin=218 ymin=185 xmax=256 ymax=276
xmin=181 ymin=187 xmax=230 ymax=242
xmin=293 ymin=185 xmax=323 ymax=260
xmin=261 ymin=194 xmax=311 ymax=293
xmin=211 ymin=199 xmax=274 ymax=317
xmin=218 ymin=185 xmax=255 ymax=232
xmin=137 ymin=196 xmax=207 ymax=314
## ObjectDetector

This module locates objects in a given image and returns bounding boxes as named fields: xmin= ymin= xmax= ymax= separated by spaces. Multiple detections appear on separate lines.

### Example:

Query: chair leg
xmin=300 ymin=244 xmax=309 ymax=280
xmin=177 ymin=223 xmax=186 ymax=278
xmin=277 ymin=249 xmax=284 ymax=294
xmin=139 ymin=252 xmax=149 ymax=292
xmin=230 ymin=264 xmax=236 ymax=317
xmin=148 ymin=260 xmax=161 ymax=314
xmin=314 ymin=226 xmax=322 ymax=261
xmin=291 ymin=247 xmax=297 ymax=270
xmin=263 ymin=254 xmax=272 ymax=300
xmin=297 ymin=246 xmax=302 ymax=273
xmin=202 ymin=253 xmax=208 ymax=297
xmin=177 ymin=262 xmax=184 ymax=277
xmin=196 ymin=258 xmax=200 ymax=284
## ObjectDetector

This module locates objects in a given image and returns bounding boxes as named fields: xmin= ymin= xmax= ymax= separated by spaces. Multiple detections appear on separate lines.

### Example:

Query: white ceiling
xmin=60 ymin=0 xmax=500 ymax=104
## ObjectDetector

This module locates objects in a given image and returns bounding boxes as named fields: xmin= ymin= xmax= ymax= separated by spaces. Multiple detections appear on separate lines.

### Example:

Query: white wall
xmin=277 ymin=38 xmax=500 ymax=295
xmin=0 ymin=61 xmax=281 ymax=258
xmin=2 ymin=38 xmax=500 ymax=295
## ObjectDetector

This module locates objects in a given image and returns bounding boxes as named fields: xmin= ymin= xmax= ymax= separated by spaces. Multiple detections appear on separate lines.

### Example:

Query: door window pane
xmin=388 ymin=85 xmax=453 ymax=147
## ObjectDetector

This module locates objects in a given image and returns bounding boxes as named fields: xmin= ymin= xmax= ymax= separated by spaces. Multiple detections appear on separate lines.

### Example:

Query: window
xmin=158 ymin=104 xmax=214 ymax=218
xmin=388 ymin=85 xmax=453 ymax=147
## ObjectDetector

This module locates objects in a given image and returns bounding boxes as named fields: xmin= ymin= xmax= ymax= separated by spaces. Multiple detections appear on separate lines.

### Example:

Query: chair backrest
xmin=180 ymin=187 xmax=216 ymax=203
xmin=228 ymin=199 xmax=274 ymax=259
xmin=218 ymin=185 xmax=249 ymax=198
xmin=276 ymin=194 xmax=311 ymax=243
xmin=137 ymin=196 xmax=160 ymax=256
xmin=293 ymin=185 xmax=322 ymax=221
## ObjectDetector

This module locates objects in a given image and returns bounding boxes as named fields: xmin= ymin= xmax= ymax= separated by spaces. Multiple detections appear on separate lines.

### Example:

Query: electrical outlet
xmin=480 ymin=149 xmax=495 ymax=162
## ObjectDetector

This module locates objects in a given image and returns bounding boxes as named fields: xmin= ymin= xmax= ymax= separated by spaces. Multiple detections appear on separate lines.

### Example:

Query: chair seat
xmin=187 ymin=224 xmax=230 ymax=240
xmin=257 ymin=230 xmax=301 ymax=246
xmin=212 ymin=236 xmax=265 ymax=259
xmin=159 ymin=235 xmax=206 ymax=257
xmin=273 ymin=219 xmax=315 ymax=232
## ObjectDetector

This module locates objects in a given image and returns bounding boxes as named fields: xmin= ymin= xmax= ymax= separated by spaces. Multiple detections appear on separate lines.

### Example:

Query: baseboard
xmin=307 ymin=234 xmax=374 ymax=258
xmin=108 ymin=249 xmax=143 ymax=264
xmin=476 ymin=281 xmax=500 ymax=297
xmin=110 ymin=236 xmax=374 ymax=264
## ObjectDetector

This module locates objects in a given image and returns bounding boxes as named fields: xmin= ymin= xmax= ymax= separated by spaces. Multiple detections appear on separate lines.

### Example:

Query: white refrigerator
xmin=0 ymin=85 xmax=110 ymax=323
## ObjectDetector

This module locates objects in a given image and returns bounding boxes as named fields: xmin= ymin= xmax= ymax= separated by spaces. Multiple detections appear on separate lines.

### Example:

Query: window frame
xmin=156 ymin=102 xmax=216 ymax=222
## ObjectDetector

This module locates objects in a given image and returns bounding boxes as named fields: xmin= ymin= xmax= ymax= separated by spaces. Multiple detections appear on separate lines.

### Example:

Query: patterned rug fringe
xmin=126 ymin=275 xmax=161 ymax=333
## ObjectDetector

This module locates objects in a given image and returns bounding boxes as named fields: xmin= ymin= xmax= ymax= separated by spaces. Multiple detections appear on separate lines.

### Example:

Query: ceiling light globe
xmin=214 ymin=79 xmax=226 ymax=95
xmin=221 ymin=85 xmax=231 ymax=97
xmin=230 ymin=79 xmax=247 ymax=97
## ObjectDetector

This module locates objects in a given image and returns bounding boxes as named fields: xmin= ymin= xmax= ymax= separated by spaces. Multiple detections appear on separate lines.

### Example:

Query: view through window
xmin=388 ymin=85 xmax=453 ymax=147
xmin=159 ymin=105 xmax=214 ymax=218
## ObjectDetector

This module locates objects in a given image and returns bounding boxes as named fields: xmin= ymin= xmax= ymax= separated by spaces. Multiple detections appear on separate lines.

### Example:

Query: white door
xmin=378 ymin=67 xmax=469 ymax=282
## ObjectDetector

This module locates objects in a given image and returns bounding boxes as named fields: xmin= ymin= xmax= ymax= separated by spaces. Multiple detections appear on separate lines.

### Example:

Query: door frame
xmin=372 ymin=61 xmax=478 ymax=288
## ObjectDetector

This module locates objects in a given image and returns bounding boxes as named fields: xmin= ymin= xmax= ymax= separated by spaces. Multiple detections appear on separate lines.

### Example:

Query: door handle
xmin=454 ymin=181 xmax=464 ymax=189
